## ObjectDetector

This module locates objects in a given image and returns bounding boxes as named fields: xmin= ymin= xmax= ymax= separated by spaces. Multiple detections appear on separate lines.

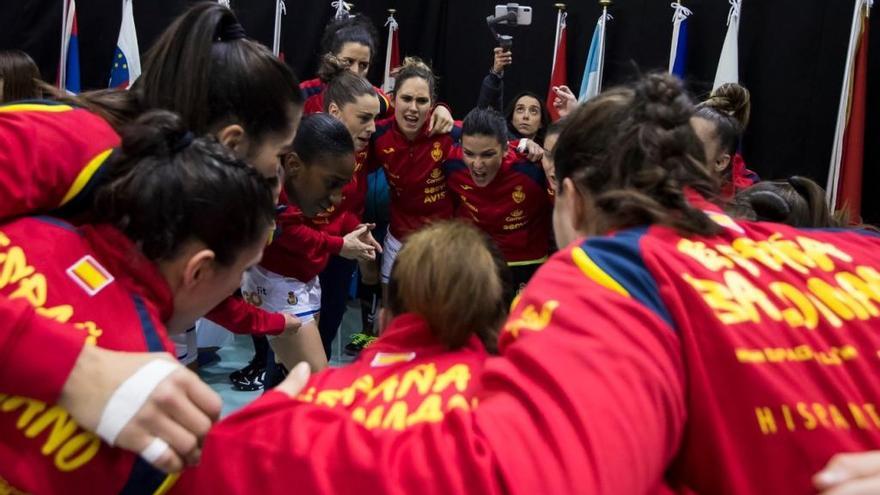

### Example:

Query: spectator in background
xmin=475 ymin=47 xmax=549 ymax=145
xmin=0 ymin=49 xmax=42 ymax=103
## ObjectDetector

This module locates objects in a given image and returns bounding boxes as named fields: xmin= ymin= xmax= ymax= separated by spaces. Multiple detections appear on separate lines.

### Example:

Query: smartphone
xmin=495 ymin=4 xmax=532 ymax=25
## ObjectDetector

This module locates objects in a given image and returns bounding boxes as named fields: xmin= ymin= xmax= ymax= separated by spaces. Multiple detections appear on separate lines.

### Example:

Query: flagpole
xmin=59 ymin=0 xmax=69 ymax=89
xmin=598 ymin=0 xmax=612 ymax=93
xmin=383 ymin=9 xmax=397 ymax=93
xmin=551 ymin=4 xmax=566 ymax=75
xmin=272 ymin=0 xmax=286 ymax=57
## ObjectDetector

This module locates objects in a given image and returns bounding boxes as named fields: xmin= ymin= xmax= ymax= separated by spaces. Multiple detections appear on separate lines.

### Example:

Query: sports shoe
xmin=230 ymin=360 xmax=266 ymax=391
xmin=344 ymin=332 xmax=377 ymax=356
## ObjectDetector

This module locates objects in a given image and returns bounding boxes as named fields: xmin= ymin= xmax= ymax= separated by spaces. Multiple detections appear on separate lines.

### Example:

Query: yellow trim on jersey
xmin=507 ymin=256 xmax=549 ymax=267
xmin=153 ymin=473 xmax=181 ymax=495
xmin=0 ymin=103 xmax=74 ymax=113
xmin=59 ymin=148 xmax=114 ymax=206
xmin=571 ymin=246 xmax=630 ymax=298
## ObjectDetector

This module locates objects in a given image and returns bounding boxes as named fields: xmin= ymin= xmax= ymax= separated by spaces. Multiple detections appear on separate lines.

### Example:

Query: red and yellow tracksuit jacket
xmin=169 ymin=195 xmax=880 ymax=494
xmin=173 ymin=312 xmax=487 ymax=493
xmin=0 ymin=102 xmax=282 ymax=409
xmin=0 ymin=218 xmax=176 ymax=495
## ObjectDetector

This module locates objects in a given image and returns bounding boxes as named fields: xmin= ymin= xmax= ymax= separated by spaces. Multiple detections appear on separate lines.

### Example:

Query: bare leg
xmin=270 ymin=318 xmax=328 ymax=373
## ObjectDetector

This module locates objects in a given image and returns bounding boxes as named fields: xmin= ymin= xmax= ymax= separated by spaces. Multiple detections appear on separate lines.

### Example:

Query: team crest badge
xmin=66 ymin=255 xmax=114 ymax=296
xmin=243 ymin=290 xmax=264 ymax=307
xmin=287 ymin=291 xmax=298 ymax=305
xmin=430 ymin=142 xmax=443 ymax=162
xmin=512 ymin=185 xmax=526 ymax=204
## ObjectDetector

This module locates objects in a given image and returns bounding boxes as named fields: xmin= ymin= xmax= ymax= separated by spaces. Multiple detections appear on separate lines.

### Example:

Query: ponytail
xmin=133 ymin=2 xmax=302 ymax=140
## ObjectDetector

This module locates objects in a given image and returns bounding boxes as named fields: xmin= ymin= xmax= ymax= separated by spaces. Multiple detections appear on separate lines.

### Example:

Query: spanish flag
xmin=67 ymin=255 xmax=114 ymax=295
xmin=370 ymin=352 xmax=416 ymax=368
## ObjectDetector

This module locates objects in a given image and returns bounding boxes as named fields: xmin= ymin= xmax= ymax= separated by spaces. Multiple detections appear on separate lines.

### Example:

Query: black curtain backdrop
xmin=1 ymin=0 xmax=878 ymax=222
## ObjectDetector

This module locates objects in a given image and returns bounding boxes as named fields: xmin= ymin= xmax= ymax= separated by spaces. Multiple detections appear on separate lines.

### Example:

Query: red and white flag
xmin=827 ymin=0 xmax=872 ymax=219
xmin=382 ymin=12 xmax=400 ymax=94
xmin=546 ymin=10 xmax=568 ymax=121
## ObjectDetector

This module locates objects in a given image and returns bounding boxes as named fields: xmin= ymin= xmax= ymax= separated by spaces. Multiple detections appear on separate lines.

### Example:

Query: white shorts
xmin=381 ymin=232 xmax=403 ymax=284
xmin=195 ymin=318 xmax=234 ymax=349
xmin=171 ymin=327 xmax=197 ymax=366
xmin=241 ymin=265 xmax=321 ymax=324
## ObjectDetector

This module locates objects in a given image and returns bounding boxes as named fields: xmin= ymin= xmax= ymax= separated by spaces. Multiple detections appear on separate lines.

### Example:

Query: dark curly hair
xmin=553 ymin=72 xmax=721 ymax=236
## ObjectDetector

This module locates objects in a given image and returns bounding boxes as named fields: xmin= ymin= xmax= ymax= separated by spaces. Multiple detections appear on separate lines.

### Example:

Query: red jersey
xmin=443 ymin=147 xmax=552 ymax=264
xmin=370 ymin=118 xmax=461 ymax=239
xmin=309 ymin=150 xmax=372 ymax=236
xmin=0 ymin=101 xmax=120 ymax=221
xmin=168 ymin=196 xmax=880 ymax=494
xmin=260 ymin=201 xmax=345 ymax=282
xmin=299 ymin=78 xmax=392 ymax=117
xmin=173 ymin=312 xmax=487 ymax=493
xmin=0 ymin=218 xmax=175 ymax=495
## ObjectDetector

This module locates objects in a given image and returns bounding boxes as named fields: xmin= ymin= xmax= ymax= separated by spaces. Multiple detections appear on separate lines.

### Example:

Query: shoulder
xmin=509 ymin=155 xmax=546 ymax=189
xmin=299 ymin=78 xmax=324 ymax=96
xmin=571 ymin=228 xmax=674 ymax=327
xmin=373 ymin=117 xmax=395 ymax=140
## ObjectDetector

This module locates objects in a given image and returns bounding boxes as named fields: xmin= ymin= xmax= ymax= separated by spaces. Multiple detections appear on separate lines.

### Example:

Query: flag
xmin=713 ymin=0 xmax=741 ymax=90
xmin=578 ymin=11 xmax=610 ymax=102
xmin=827 ymin=0 xmax=872 ymax=218
xmin=546 ymin=10 xmax=568 ymax=121
xmin=108 ymin=0 xmax=141 ymax=89
xmin=382 ymin=12 xmax=400 ymax=94
xmin=272 ymin=0 xmax=287 ymax=59
xmin=668 ymin=2 xmax=692 ymax=78
xmin=58 ymin=0 xmax=81 ymax=93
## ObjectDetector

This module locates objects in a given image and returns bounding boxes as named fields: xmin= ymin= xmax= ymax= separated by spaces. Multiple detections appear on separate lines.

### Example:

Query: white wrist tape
xmin=517 ymin=138 xmax=529 ymax=153
xmin=140 ymin=437 xmax=170 ymax=465
xmin=96 ymin=359 xmax=180 ymax=445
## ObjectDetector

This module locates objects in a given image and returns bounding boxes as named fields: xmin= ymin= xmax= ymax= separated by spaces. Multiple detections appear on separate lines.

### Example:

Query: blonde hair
xmin=387 ymin=221 xmax=507 ymax=351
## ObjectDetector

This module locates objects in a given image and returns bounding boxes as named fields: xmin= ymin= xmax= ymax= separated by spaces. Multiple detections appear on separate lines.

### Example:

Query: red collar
xmin=683 ymin=187 xmax=723 ymax=213
xmin=391 ymin=118 xmax=433 ymax=144
xmin=364 ymin=313 xmax=485 ymax=357
xmin=78 ymin=224 xmax=174 ymax=322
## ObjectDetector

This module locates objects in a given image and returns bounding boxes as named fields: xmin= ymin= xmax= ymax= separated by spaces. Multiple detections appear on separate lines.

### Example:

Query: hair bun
xmin=119 ymin=110 xmax=190 ymax=159
xmin=318 ymin=53 xmax=352 ymax=83
xmin=399 ymin=56 xmax=431 ymax=73
xmin=704 ymin=83 xmax=751 ymax=129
